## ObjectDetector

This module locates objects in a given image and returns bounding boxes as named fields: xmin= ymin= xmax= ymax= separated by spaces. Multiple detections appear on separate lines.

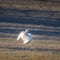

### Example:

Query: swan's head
xmin=25 ymin=29 xmax=29 ymax=33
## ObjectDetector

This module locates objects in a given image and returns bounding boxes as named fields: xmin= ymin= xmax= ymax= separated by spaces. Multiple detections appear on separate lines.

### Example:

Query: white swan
xmin=17 ymin=29 xmax=32 ymax=44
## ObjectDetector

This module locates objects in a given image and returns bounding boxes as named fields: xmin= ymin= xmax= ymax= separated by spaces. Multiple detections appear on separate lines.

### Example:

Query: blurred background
xmin=0 ymin=0 xmax=60 ymax=40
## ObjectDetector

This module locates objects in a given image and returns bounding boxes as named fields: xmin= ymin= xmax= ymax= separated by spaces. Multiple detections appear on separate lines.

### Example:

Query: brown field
xmin=0 ymin=38 xmax=60 ymax=60
xmin=0 ymin=0 xmax=60 ymax=60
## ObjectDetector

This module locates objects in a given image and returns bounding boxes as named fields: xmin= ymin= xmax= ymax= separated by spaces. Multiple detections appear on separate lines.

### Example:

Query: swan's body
xmin=17 ymin=29 xmax=32 ymax=44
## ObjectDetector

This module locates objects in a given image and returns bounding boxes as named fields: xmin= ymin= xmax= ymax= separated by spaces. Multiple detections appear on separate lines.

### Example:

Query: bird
xmin=17 ymin=29 xmax=32 ymax=44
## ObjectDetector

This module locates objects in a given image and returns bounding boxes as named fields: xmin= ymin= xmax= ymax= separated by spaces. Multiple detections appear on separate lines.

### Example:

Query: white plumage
xmin=17 ymin=29 xmax=32 ymax=44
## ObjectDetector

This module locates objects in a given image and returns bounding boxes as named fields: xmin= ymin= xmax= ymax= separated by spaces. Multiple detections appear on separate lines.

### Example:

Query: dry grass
xmin=0 ymin=50 xmax=60 ymax=60
xmin=0 ymin=38 xmax=60 ymax=60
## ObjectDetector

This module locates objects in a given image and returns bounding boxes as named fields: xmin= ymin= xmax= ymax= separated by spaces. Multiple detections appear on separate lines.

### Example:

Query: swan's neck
xmin=25 ymin=29 xmax=29 ymax=33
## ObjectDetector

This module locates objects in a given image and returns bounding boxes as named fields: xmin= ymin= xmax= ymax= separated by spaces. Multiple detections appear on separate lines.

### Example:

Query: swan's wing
xmin=17 ymin=31 xmax=24 ymax=41
xmin=28 ymin=33 xmax=32 ymax=40
xmin=23 ymin=33 xmax=32 ymax=44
